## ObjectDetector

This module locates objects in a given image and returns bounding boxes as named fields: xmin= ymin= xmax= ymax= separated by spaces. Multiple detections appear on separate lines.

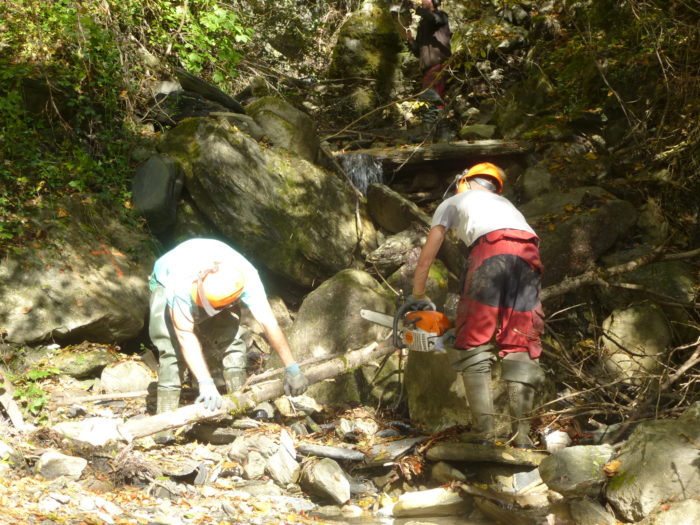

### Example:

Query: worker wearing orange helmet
xmin=407 ymin=162 xmax=545 ymax=448
xmin=148 ymin=238 xmax=308 ymax=435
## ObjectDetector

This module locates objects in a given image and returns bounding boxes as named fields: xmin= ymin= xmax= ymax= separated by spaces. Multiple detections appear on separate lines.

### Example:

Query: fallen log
xmin=114 ymin=341 xmax=393 ymax=443
xmin=333 ymin=139 xmax=533 ymax=175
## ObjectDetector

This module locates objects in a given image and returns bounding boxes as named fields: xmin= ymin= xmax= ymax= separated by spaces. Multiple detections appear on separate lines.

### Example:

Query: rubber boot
xmin=154 ymin=388 xmax=180 ymax=445
xmin=461 ymin=372 xmax=496 ymax=445
xmin=507 ymin=381 xmax=537 ymax=449
xmin=223 ymin=368 xmax=247 ymax=394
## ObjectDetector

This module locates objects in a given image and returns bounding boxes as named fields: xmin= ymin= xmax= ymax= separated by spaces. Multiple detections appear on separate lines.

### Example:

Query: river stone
xmin=366 ymin=183 xmax=431 ymax=234
xmin=266 ymin=430 xmax=300 ymax=486
xmin=638 ymin=499 xmax=700 ymax=525
xmin=54 ymin=348 xmax=119 ymax=379
xmin=538 ymin=445 xmax=614 ymax=497
xmin=131 ymin=154 xmax=184 ymax=234
xmin=36 ymin=450 xmax=88 ymax=480
xmin=100 ymin=360 xmax=154 ymax=393
xmin=605 ymin=403 xmax=700 ymax=522
xmin=158 ymin=117 xmax=377 ymax=288
xmin=228 ymin=434 xmax=278 ymax=461
xmin=392 ymin=487 xmax=473 ymax=518
xmin=599 ymin=303 xmax=670 ymax=385
xmin=243 ymin=450 xmax=266 ymax=480
xmin=569 ymin=498 xmax=618 ymax=525
xmin=300 ymin=458 xmax=351 ymax=504
xmin=431 ymin=461 xmax=468 ymax=484
xmin=404 ymin=349 xmax=470 ymax=431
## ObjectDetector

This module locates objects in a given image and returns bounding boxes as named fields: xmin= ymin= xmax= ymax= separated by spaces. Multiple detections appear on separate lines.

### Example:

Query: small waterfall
xmin=338 ymin=153 xmax=383 ymax=195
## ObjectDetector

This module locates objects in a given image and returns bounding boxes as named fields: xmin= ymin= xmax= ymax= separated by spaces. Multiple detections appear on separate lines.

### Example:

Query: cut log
xmin=115 ymin=342 xmax=394 ymax=443
xmin=425 ymin=442 xmax=548 ymax=467
xmin=334 ymin=139 xmax=532 ymax=176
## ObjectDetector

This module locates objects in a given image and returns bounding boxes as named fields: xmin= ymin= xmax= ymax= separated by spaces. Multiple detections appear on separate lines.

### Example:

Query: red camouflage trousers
xmin=455 ymin=229 xmax=545 ymax=358
xmin=422 ymin=63 xmax=447 ymax=99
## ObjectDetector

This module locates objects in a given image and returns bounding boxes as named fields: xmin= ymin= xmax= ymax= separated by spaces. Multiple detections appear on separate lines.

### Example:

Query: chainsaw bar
xmin=359 ymin=309 xmax=394 ymax=328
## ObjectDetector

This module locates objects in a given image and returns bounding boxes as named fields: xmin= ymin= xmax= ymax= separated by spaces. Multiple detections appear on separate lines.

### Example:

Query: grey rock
xmin=36 ymin=450 xmax=87 ymax=480
xmin=100 ymin=360 xmax=154 ymax=393
xmin=539 ymin=445 xmax=615 ymax=497
xmin=228 ymin=434 xmax=278 ymax=461
xmin=393 ymin=487 xmax=473 ymax=518
xmin=246 ymin=96 xmax=319 ymax=162
xmin=638 ymin=499 xmax=700 ymax=525
xmin=606 ymin=403 xmax=700 ymax=522
xmin=300 ymin=458 xmax=351 ymax=504
xmin=266 ymin=430 xmax=300 ymax=486
xmin=244 ymin=450 xmax=267 ymax=480
xmin=158 ymin=118 xmax=377 ymax=288
xmin=569 ymin=498 xmax=618 ymax=525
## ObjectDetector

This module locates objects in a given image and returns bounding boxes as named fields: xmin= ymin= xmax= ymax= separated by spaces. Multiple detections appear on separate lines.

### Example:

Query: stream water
xmin=338 ymin=153 xmax=384 ymax=195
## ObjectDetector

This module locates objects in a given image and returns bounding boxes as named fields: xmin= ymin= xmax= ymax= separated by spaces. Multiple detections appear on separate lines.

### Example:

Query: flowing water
xmin=338 ymin=153 xmax=384 ymax=195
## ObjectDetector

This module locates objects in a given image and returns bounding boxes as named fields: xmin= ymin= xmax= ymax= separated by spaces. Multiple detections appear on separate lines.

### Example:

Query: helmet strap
xmin=196 ymin=269 xmax=219 ymax=316
xmin=443 ymin=173 xmax=462 ymax=199
xmin=472 ymin=176 xmax=497 ymax=192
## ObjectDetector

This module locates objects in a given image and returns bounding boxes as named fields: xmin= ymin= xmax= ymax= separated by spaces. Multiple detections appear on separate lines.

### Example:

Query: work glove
xmin=195 ymin=378 xmax=223 ymax=411
xmin=404 ymin=293 xmax=436 ymax=312
xmin=284 ymin=363 xmax=309 ymax=397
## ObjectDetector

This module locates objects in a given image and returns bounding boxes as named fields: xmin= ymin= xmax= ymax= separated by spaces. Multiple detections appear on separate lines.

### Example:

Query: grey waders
xmin=502 ymin=356 xmax=545 ymax=448
xmin=449 ymin=345 xmax=497 ymax=444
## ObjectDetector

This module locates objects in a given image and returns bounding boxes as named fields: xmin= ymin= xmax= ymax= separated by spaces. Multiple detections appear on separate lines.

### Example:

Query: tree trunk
xmin=116 ymin=342 xmax=393 ymax=443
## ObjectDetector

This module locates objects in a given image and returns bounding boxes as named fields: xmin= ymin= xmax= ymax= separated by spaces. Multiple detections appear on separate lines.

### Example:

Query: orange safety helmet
xmin=191 ymin=262 xmax=244 ymax=312
xmin=456 ymin=162 xmax=505 ymax=194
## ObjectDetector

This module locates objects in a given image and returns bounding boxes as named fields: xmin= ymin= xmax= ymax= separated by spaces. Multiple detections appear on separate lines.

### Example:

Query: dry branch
xmin=115 ymin=341 xmax=394 ymax=443
xmin=540 ymin=245 xmax=700 ymax=302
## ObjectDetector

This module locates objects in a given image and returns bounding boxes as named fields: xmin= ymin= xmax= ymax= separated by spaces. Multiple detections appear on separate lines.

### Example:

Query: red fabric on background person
xmin=422 ymin=63 xmax=447 ymax=98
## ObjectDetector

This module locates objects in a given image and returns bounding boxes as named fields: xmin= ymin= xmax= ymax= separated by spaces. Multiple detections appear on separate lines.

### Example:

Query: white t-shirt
xmin=149 ymin=238 xmax=269 ymax=321
xmin=431 ymin=190 xmax=536 ymax=247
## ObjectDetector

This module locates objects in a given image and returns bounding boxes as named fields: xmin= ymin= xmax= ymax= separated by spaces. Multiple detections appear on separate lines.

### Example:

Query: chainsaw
xmin=360 ymin=302 xmax=455 ymax=353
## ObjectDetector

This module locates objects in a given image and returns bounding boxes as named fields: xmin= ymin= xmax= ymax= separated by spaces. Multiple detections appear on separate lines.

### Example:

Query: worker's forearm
xmin=176 ymin=331 xmax=213 ymax=382
xmin=412 ymin=226 xmax=446 ymax=295
xmin=263 ymin=322 xmax=296 ymax=367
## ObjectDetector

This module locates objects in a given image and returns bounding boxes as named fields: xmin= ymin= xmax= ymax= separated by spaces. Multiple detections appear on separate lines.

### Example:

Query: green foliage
xmin=11 ymin=366 xmax=60 ymax=422
xmin=0 ymin=0 xmax=252 ymax=256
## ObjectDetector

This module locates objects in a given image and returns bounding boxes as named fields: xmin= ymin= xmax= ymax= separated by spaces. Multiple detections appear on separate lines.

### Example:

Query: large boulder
xmin=327 ymin=0 xmax=402 ymax=119
xmin=157 ymin=117 xmax=377 ymax=288
xmin=281 ymin=269 xmax=394 ymax=404
xmin=0 ymin=196 xmax=154 ymax=344
xmin=605 ymin=403 xmax=700 ymax=522
xmin=520 ymin=187 xmax=637 ymax=286
xmin=404 ymin=350 xmax=470 ymax=431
